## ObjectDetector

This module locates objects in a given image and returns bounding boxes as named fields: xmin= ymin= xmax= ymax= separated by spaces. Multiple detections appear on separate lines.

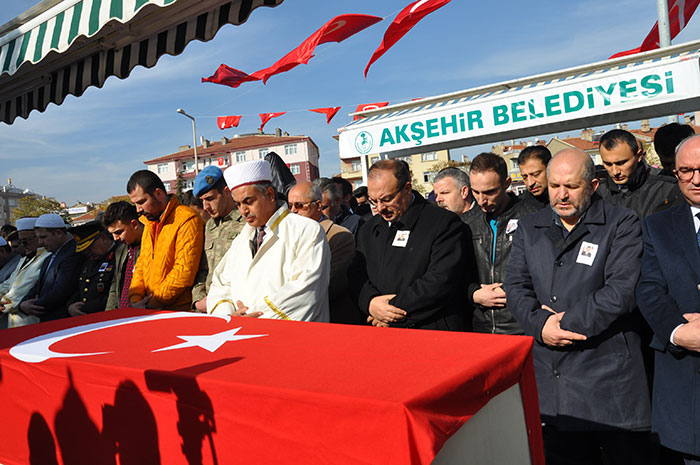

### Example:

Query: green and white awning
xmin=338 ymin=39 xmax=700 ymax=159
xmin=0 ymin=0 xmax=283 ymax=124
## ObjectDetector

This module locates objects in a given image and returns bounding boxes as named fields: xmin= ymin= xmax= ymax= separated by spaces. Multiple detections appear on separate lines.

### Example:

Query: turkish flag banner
xmin=610 ymin=0 xmax=700 ymax=58
xmin=259 ymin=112 xmax=286 ymax=132
xmin=353 ymin=101 xmax=389 ymax=120
xmin=0 ymin=309 xmax=543 ymax=465
xmin=365 ymin=0 xmax=451 ymax=77
xmin=309 ymin=106 xmax=341 ymax=124
xmin=216 ymin=115 xmax=242 ymax=129
xmin=218 ymin=157 xmax=224 ymax=166
xmin=202 ymin=64 xmax=259 ymax=88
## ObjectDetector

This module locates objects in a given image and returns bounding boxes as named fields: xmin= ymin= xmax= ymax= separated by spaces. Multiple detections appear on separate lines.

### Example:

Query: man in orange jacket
xmin=126 ymin=170 xmax=204 ymax=311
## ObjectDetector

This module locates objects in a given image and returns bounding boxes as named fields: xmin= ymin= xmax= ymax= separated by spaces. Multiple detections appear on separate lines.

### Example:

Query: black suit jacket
xmin=637 ymin=202 xmax=700 ymax=456
xmin=348 ymin=193 xmax=473 ymax=330
xmin=24 ymin=238 xmax=85 ymax=321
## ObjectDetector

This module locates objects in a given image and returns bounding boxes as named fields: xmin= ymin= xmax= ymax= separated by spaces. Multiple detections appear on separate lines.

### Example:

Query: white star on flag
xmin=152 ymin=327 xmax=268 ymax=353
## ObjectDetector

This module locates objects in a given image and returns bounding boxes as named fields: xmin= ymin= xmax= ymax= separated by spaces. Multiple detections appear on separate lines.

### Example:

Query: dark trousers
xmin=543 ymin=425 xmax=652 ymax=465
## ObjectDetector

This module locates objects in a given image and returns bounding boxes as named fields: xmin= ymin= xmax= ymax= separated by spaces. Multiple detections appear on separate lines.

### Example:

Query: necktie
xmin=119 ymin=246 xmax=136 ymax=308
xmin=254 ymin=227 xmax=266 ymax=256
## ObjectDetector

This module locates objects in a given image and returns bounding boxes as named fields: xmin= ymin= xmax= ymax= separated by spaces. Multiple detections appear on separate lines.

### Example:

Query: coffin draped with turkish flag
xmin=0 ymin=309 xmax=543 ymax=464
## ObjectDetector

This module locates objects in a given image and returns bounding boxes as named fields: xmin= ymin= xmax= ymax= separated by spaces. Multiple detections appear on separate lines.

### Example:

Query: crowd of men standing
xmin=0 ymin=123 xmax=699 ymax=464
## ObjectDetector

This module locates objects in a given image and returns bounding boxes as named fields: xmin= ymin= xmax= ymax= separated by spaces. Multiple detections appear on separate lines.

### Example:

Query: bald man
xmin=506 ymin=148 xmax=651 ymax=465
xmin=288 ymin=182 xmax=361 ymax=324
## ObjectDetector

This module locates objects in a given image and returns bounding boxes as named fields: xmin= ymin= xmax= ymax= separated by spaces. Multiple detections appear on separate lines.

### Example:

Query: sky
xmin=1 ymin=0 xmax=700 ymax=205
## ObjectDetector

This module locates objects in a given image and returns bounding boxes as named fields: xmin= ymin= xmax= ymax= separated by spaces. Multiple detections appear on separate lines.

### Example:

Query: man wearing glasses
xmin=637 ymin=134 xmax=700 ymax=464
xmin=348 ymin=159 xmax=472 ymax=330
xmin=0 ymin=218 xmax=50 ymax=327
xmin=288 ymin=181 xmax=360 ymax=324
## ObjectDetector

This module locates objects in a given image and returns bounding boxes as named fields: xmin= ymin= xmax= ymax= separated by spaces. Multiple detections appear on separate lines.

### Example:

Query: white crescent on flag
xmin=9 ymin=312 xmax=236 ymax=363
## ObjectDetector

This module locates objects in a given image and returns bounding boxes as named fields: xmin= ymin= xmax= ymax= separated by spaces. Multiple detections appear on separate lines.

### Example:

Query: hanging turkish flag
xmin=217 ymin=115 xmax=242 ymax=129
xmin=610 ymin=0 xmax=700 ymax=58
xmin=259 ymin=112 xmax=286 ymax=132
xmin=202 ymin=64 xmax=259 ymax=88
xmin=353 ymin=101 xmax=389 ymax=121
xmin=365 ymin=0 xmax=451 ymax=77
xmin=203 ymin=14 xmax=381 ymax=89
xmin=309 ymin=107 xmax=341 ymax=124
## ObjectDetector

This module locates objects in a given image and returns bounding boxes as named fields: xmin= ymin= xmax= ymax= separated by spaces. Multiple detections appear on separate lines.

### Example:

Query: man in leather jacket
xmin=461 ymin=152 xmax=539 ymax=334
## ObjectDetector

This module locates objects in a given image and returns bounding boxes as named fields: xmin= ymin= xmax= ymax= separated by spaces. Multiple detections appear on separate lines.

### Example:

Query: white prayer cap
xmin=224 ymin=160 xmax=272 ymax=191
xmin=16 ymin=217 xmax=38 ymax=231
xmin=35 ymin=213 xmax=67 ymax=229
xmin=0 ymin=237 xmax=6 ymax=247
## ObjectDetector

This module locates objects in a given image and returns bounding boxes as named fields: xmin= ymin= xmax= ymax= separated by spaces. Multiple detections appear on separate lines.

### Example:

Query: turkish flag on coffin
xmin=610 ymin=0 xmax=700 ymax=58
xmin=365 ymin=0 xmax=452 ymax=77
xmin=0 ymin=309 xmax=543 ymax=465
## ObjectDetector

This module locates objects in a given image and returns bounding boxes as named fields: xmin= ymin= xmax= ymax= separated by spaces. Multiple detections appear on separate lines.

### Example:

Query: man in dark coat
xmin=637 ymin=134 xmax=700 ymax=464
xmin=518 ymin=145 xmax=551 ymax=209
xmin=505 ymin=148 xmax=651 ymax=465
xmin=597 ymin=128 xmax=682 ymax=219
xmin=462 ymin=152 xmax=538 ymax=334
xmin=66 ymin=221 xmax=123 ymax=316
xmin=348 ymin=159 xmax=472 ymax=330
xmin=20 ymin=213 xmax=85 ymax=321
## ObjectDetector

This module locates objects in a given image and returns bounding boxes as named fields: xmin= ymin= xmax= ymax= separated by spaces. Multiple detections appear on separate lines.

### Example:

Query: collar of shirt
xmin=552 ymin=209 xmax=587 ymax=238
xmin=691 ymin=206 xmax=700 ymax=232
xmin=388 ymin=193 xmax=416 ymax=228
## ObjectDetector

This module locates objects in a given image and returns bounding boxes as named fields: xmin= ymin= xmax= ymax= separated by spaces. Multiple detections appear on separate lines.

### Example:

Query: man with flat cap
xmin=0 ymin=218 xmax=50 ymax=327
xmin=21 ymin=213 xmax=85 ymax=321
xmin=65 ymin=221 xmax=124 ymax=316
xmin=207 ymin=159 xmax=331 ymax=321
xmin=191 ymin=166 xmax=244 ymax=312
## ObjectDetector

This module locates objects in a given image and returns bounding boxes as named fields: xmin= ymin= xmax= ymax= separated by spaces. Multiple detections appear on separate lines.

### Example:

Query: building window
xmin=353 ymin=180 xmax=363 ymax=189
xmin=396 ymin=155 xmax=412 ymax=164
xmin=236 ymin=152 xmax=246 ymax=163
xmin=180 ymin=160 xmax=194 ymax=172
xmin=289 ymin=164 xmax=301 ymax=175
xmin=370 ymin=156 xmax=380 ymax=165
xmin=185 ymin=180 xmax=194 ymax=190
xmin=259 ymin=148 xmax=269 ymax=159
xmin=220 ymin=156 xmax=229 ymax=167
xmin=421 ymin=152 xmax=437 ymax=162
xmin=351 ymin=160 xmax=362 ymax=172
xmin=423 ymin=171 xmax=437 ymax=183
xmin=285 ymin=144 xmax=298 ymax=156
xmin=157 ymin=163 xmax=168 ymax=174
xmin=163 ymin=182 xmax=171 ymax=192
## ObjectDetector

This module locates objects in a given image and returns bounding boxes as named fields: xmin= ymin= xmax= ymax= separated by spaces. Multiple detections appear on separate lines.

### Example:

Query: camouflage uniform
xmin=192 ymin=209 xmax=245 ymax=304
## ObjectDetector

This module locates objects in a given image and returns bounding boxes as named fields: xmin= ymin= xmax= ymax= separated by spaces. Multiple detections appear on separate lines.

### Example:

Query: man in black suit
xmin=637 ymin=134 xmax=700 ymax=464
xmin=20 ymin=213 xmax=84 ymax=321
xmin=348 ymin=159 xmax=472 ymax=330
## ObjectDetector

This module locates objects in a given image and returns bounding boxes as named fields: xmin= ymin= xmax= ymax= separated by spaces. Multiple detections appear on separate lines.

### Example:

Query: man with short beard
xmin=505 ymin=148 xmax=651 ymax=465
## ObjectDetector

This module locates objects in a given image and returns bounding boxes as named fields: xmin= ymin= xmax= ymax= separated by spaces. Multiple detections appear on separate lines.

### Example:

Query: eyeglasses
xmin=290 ymin=200 xmax=319 ymax=210
xmin=367 ymin=182 xmax=406 ymax=207
xmin=674 ymin=167 xmax=700 ymax=182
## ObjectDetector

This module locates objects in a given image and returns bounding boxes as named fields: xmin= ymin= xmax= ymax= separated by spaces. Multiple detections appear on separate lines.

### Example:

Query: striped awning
xmin=0 ymin=0 xmax=283 ymax=124
xmin=338 ymin=39 xmax=700 ymax=159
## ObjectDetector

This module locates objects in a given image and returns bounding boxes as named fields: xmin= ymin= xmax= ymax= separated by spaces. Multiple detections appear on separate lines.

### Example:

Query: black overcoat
xmin=505 ymin=194 xmax=651 ymax=430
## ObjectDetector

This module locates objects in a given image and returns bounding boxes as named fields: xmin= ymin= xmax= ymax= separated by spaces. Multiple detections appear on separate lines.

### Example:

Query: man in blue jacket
xmin=637 ymin=134 xmax=700 ymax=464
xmin=506 ymin=148 xmax=651 ymax=465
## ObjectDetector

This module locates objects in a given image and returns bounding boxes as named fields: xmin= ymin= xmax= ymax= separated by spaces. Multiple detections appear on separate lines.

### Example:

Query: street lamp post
xmin=176 ymin=108 xmax=199 ymax=175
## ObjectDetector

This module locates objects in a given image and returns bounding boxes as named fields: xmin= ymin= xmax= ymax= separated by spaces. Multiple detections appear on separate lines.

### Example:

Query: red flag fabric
xmin=202 ymin=64 xmax=259 ymax=88
xmin=259 ymin=112 xmax=286 ymax=131
xmin=309 ymin=107 xmax=341 ymax=124
xmin=610 ymin=0 xmax=700 ymax=58
xmin=203 ymin=15 xmax=381 ymax=89
xmin=252 ymin=14 xmax=382 ymax=84
xmin=365 ymin=0 xmax=451 ymax=77
xmin=353 ymin=101 xmax=389 ymax=121
xmin=0 ymin=309 xmax=544 ymax=465
xmin=217 ymin=115 xmax=242 ymax=129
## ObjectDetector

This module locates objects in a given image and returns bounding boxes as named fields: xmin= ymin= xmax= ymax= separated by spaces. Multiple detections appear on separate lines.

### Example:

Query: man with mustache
xmin=518 ymin=145 xmax=551 ymax=209
xmin=597 ymin=128 xmax=681 ymax=219
xmin=348 ymin=159 xmax=471 ymax=330
xmin=126 ymin=170 xmax=204 ymax=311
xmin=506 ymin=148 xmax=651 ymax=465
xmin=207 ymin=160 xmax=330 ymax=321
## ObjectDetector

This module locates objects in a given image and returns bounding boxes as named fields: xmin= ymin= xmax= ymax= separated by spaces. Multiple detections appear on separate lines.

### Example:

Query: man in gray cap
xmin=20 ymin=213 xmax=85 ymax=321
xmin=0 ymin=218 xmax=51 ymax=327
xmin=191 ymin=166 xmax=244 ymax=312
